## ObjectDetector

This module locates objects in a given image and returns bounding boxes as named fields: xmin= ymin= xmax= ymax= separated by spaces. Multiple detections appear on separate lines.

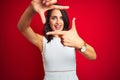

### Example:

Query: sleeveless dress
xmin=42 ymin=37 xmax=78 ymax=80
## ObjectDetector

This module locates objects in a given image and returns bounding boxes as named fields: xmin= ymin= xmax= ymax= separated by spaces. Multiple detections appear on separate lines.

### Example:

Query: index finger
xmin=46 ymin=31 xmax=64 ymax=36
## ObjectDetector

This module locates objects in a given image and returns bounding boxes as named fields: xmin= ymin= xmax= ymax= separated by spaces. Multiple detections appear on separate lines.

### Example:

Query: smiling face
xmin=49 ymin=9 xmax=64 ymax=31
xmin=44 ymin=8 xmax=69 ymax=42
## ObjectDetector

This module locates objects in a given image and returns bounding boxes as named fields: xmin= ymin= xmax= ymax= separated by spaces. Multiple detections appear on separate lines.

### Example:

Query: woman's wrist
xmin=79 ymin=42 xmax=87 ymax=53
xmin=75 ymin=38 xmax=85 ymax=49
xmin=76 ymin=40 xmax=87 ymax=53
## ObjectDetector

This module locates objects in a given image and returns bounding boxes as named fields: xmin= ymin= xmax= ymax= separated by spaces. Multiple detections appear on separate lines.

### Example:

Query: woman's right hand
xmin=31 ymin=0 xmax=69 ymax=24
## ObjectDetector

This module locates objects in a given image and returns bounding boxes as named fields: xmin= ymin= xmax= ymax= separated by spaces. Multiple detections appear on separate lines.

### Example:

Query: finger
xmin=48 ymin=0 xmax=57 ymax=4
xmin=46 ymin=31 xmax=64 ymax=36
xmin=43 ymin=0 xmax=57 ymax=6
xmin=47 ymin=0 xmax=57 ymax=6
xmin=42 ymin=0 xmax=46 ymax=4
xmin=38 ymin=12 xmax=46 ymax=24
xmin=42 ymin=0 xmax=50 ymax=6
xmin=71 ymin=17 xmax=76 ymax=31
xmin=49 ymin=5 xmax=69 ymax=10
xmin=62 ymin=42 xmax=71 ymax=47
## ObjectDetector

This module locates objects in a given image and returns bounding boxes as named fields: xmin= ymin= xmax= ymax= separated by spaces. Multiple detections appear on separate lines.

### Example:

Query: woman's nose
xmin=56 ymin=18 xmax=61 ymax=24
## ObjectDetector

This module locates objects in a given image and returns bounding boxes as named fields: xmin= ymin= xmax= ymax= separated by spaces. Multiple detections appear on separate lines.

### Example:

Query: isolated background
xmin=0 ymin=0 xmax=120 ymax=80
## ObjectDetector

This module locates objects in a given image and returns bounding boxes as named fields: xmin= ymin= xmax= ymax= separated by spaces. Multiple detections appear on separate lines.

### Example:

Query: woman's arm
xmin=17 ymin=0 xmax=69 ymax=51
xmin=46 ymin=18 xmax=97 ymax=60
xmin=17 ymin=4 xmax=43 ymax=51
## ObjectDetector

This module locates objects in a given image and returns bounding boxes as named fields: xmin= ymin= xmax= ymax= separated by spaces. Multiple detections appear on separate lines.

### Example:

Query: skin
xmin=17 ymin=0 xmax=97 ymax=60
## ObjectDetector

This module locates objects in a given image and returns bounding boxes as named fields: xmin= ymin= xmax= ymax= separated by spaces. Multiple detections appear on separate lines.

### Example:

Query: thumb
xmin=49 ymin=5 xmax=69 ymax=10
xmin=39 ymin=12 xmax=46 ymax=24
xmin=71 ymin=17 xmax=76 ymax=31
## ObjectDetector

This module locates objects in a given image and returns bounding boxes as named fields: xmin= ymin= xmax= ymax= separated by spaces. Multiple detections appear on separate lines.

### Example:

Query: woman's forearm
xmin=17 ymin=4 xmax=35 ymax=31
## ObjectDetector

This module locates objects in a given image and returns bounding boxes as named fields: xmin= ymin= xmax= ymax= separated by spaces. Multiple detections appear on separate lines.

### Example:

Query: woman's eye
xmin=60 ymin=16 xmax=63 ymax=20
xmin=51 ymin=16 xmax=63 ymax=20
xmin=51 ymin=16 xmax=56 ymax=20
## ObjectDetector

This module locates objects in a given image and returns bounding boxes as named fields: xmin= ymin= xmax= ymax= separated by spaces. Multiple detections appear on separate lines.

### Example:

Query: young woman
xmin=17 ymin=0 xmax=97 ymax=80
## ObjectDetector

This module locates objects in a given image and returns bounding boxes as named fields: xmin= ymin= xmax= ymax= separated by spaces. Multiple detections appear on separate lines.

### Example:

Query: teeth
xmin=55 ymin=25 xmax=61 ymax=30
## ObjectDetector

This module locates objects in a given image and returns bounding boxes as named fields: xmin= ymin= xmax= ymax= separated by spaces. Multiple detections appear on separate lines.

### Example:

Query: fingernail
xmin=46 ymin=2 xmax=50 ymax=6
xmin=73 ymin=17 xmax=76 ymax=20
xmin=42 ymin=0 xmax=46 ymax=4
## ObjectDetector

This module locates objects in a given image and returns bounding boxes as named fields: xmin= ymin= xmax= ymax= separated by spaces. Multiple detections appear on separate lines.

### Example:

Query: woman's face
xmin=49 ymin=9 xmax=64 ymax=31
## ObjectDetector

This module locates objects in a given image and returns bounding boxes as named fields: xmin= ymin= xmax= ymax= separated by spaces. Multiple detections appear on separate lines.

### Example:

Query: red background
xmin=0 ymin=0 xmax=120 ymax=80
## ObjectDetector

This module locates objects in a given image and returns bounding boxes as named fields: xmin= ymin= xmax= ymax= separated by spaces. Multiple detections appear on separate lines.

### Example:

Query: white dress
xmin=42 ymin=37 xmax=78 ymax=80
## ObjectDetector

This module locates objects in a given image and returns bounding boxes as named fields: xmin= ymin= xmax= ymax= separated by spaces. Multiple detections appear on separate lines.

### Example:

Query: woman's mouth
xmin=55 ymin=25 xmax=61 ymax=30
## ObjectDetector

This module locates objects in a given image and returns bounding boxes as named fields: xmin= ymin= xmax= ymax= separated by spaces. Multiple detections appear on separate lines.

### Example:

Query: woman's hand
xmin=46 ymin=18 xmax=85 ymax=49
xmin=31 ymin=0 xmax=69 ymax=23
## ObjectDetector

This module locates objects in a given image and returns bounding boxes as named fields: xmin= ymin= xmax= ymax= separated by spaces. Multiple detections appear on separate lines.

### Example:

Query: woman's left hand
xmin=47 ymin=18 xmax=85 ymax=49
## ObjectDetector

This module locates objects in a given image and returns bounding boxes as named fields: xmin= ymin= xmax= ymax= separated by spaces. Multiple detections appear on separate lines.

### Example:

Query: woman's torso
xmin=42 ymin=37 xmax=78 ymax=80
